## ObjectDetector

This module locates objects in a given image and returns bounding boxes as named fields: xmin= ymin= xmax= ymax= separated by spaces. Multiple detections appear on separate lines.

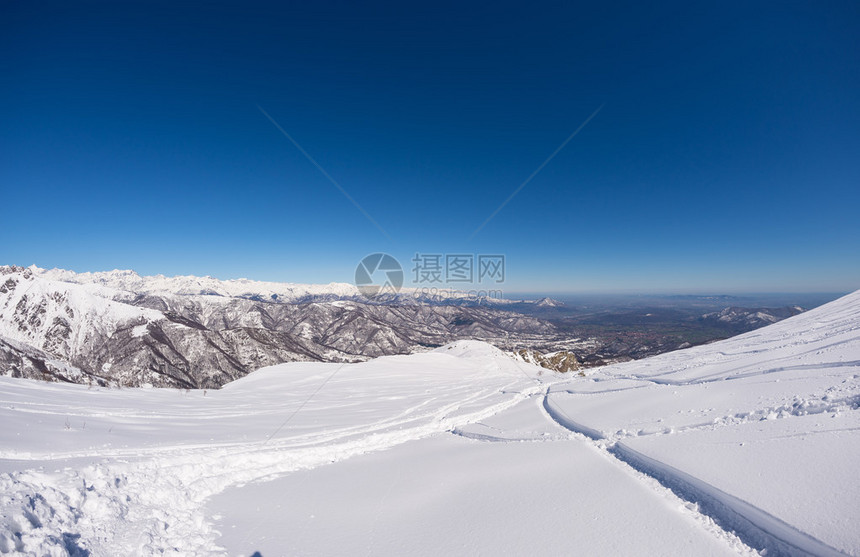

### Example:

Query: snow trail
xmin=1 ymin=345 xmax=543 ymax=554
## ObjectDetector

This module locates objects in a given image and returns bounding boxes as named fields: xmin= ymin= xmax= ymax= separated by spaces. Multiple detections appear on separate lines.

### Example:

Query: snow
xmin=209 ymin=429 xmax=748 ymax=557
xmin=545 ymin=289 xmax=860 ymax=555
xmin=0 ymin=290 xmax=858 ymax=555
xmin=616 ymin=412 xmax=860 ymax=556
xmin=0 ymin=271 xmax=163 ymax=356
xmin=36 ymin=266 xmax=364 ymax=301
xmin=0 ymin=344 xmax=545 ymax=555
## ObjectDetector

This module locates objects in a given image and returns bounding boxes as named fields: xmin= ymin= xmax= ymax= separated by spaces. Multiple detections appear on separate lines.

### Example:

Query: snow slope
xmin=209 ymin=429 xmax=747 ymax=557
xmin=0 ymin=290 xmax=858 ymax=556
xmin=547 ymin=289 xmax=860 ymax=556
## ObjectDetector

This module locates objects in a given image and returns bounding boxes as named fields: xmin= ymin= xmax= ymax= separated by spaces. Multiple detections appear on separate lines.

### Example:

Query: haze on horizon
xmin=2 ymin=1 xmax=858 ymax=294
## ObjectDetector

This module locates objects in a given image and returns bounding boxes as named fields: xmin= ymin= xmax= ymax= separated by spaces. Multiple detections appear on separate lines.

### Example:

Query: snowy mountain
xmin=0 ymin=289 xmax=857 ymax=555
xmin=700 ymin=305 xmax=805 ymax=331
xmin=35 ymin=265 xmax=521 ymax=306
xmin=37 ymin=265 xmax=363 ymax=302
xmin=534 ymin=296 xmax=564 ymax=307
xmin=0 ymin=266 xmax=553 ymax=388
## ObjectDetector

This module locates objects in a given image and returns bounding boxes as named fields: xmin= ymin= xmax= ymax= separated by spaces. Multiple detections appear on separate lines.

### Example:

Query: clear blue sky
xmin=2 ymin=1 xmax=858 ymax=293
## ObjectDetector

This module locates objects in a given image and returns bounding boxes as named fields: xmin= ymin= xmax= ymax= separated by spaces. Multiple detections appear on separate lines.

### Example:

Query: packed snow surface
xmin=1 ymin=290 xmax=859 ymax=556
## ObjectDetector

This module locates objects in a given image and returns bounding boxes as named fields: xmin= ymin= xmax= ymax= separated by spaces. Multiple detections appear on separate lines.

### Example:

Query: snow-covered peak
xmin=27 ymin=265 xmax=362 ymax=301
xmin=17 ymin=265 xmax=523 ymax=306
xmin=534 ymin=297 xmax=564 ymax=307
xmin=0 ymin=268 xmax=164 ymax=361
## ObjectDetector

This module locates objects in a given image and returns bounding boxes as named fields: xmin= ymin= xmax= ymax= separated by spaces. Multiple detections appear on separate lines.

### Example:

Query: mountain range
xmin=0 ymin=265 xmax=812 ymax=389
xmin=0 ymin=266 xmax=553 ymax=388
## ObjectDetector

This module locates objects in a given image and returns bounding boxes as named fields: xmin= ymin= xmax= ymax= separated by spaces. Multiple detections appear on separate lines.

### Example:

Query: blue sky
xmin=2 ymin=1 xmax=858 ymax=293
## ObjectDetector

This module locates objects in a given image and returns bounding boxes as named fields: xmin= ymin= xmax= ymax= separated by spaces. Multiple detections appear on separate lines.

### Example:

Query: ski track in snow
xmin=539 ymin=389 xmax=853 ymax=557
xmin=607 ymin=443 xmax=847 ymax=557
xmin=531 ymin=394 xmax=760 ymax=556
xmin=533 ymin=290 xmax=860 ymax=556
xmin=0 ymin=349 xmax=545 ymax=555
